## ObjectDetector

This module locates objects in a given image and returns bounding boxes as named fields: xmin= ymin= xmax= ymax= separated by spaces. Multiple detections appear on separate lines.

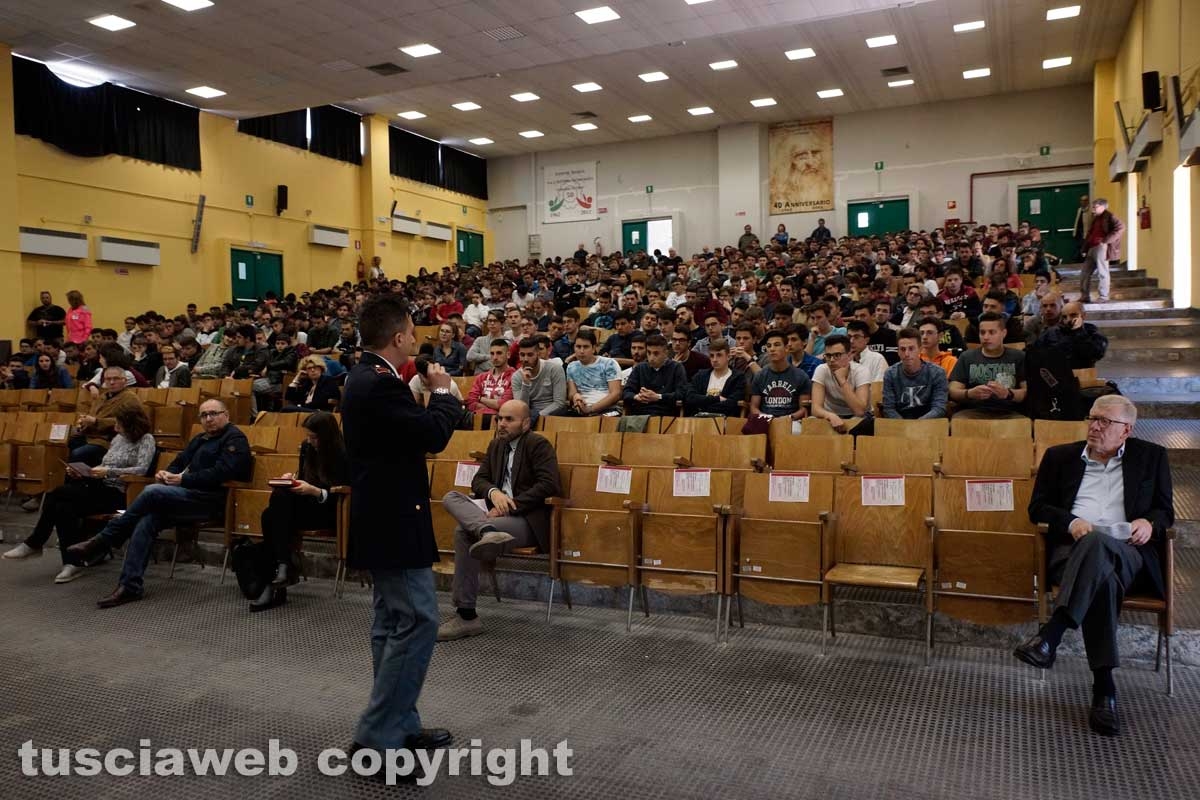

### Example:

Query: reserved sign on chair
xmin=768 ymin=471 xmax=810 ymax=503
xmin=861 ymin=475 xmax=905 ymax=506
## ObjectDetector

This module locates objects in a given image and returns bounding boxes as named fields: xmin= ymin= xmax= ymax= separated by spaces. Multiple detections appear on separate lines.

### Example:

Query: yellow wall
xmin=1109 ymin=0 xmax=1199 ymax=308
xmin=2 ymin=59 xmax=490 ymax=338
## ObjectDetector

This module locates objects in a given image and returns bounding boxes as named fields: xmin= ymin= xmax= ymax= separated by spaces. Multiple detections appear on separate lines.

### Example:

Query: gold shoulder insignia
xmin=373 ymin=366 xmax=394 ymax=377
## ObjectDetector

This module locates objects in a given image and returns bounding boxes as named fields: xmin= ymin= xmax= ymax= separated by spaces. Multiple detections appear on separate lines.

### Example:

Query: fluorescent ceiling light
xmin=452 ymin=101 xmax=481 ymax=111
xmin=750 ymin=97 xmax=776 ymax=107
xmin=510 ymin=92 xmax=540 ymax=102
xmin=186 ymin=85 xmax=225 ymax=98
xmin=572 ymin=122 xmax=598 ymax=131
xmin=962 ymin=67 xmax=991 ymax=79
xmin=953 ymin=20 xmax=985 ymax=32
xmin=628 ymin=114 xmax=652 ymax=123
xmin=866 ymin=35 xmax=898 ymax=48
xmin=161 ymin=0 xmax=213 ymax=10
xmin=573 ymin=82 xmax=602 ymax=92
xmin=46 ymin=61 xmax=107 ymax=88
xmin=709 ymin=60 xmax=738 ymax=71
xmin=1046 ymin=6 xmax=1081 ymax=21
xmin=519 ymin=130 xmax=544 ymax=138
xmin=816 ymin=88 xmax=843 ymax=99
xmin=785 ymin=48 xmax=815 ymax=60
xmin=399 ymin=43 xmax=441 ymax=58
xmin=684 ymin=0 xmax=714 ymax=4
xmin=639 ymin=71 xmax=669 ymax=82
xmin=1042 ymin=56 xmax=1073 ymax=69
xmin=888 ymin=79 xmax=914 ymax=87
xmin=397 ymin=110 xmax=426 ymax=120
xmin=468 ymin=137 xmax=493 ymax=145
xmin=688 ymin=106 xmax=714 ymax=115
xmin=575 ymin=6 xmax=620 ymax=24
xmin=89 ymin=14 xmax=136 ymax=31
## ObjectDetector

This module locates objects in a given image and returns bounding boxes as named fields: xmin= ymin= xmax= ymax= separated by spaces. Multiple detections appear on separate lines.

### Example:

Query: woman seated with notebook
xmin=2 ymin=405 xmax=155 ymax=584
xmin=249 ymin=411 xmax=348 ymax=612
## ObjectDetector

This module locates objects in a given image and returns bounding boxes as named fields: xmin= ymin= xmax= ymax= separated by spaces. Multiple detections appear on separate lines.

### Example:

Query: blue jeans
xmin=98 ymin=484 xmax=225 ymax=595
xmin=354 ymin=568 xmax=438 ymax=749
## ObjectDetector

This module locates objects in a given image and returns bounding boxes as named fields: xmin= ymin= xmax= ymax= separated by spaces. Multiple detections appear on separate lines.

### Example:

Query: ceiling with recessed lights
xmin=0 ymin=0 xmax=1131 ymax=158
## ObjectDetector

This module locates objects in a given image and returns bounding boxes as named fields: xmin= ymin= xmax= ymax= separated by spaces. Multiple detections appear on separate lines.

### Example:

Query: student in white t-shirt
xmin=409 ymin=356 xmax=463 ymax=407
xmin=810 ymin=334 xmax=871 ymax=433
xmin=846 ymin=321 xmax=888 ymax=383
xmin=565 ymin=330 xmax=621 ymax=416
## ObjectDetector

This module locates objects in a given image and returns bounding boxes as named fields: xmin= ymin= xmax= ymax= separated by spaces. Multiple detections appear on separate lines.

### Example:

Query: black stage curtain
xmin=13 ymin=56 xmax=201 ymax=170
xmin=309 ymin=105 xmax=362 ymax=165
xmin=237 ymin=109 xmax=308 ymax=150
xmin=388 ymin=126 xmax=442 ymax=187
xmin=441 ymin=146 xmax=488 ymax=200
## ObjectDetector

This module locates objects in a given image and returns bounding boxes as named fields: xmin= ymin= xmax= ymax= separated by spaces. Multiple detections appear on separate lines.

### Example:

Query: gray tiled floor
xmin=0 ymin=555 xmax=1197 ymax=800
xmin=1136 ymin=420 xmax=1200 ymax=451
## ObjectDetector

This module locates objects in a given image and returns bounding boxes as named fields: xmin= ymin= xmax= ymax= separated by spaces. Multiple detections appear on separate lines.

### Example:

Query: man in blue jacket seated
xmin=623 ymin=334 xmax=689 ymax=416
xmin=69 ymin=398 xmax=252 ymax=608
xmin=684 ymin=339 xmax=746 ymax=417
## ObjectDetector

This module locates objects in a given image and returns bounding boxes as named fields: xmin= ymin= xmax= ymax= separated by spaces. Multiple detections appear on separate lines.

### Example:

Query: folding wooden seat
xmin=931 ymin=478 xmax=1041 ymax=638
xmin=274 ymin=426 xmax=309 ymax=456
xmin=634 ymin=468 xmax=734 ymax=640
xmin=660 ymin=416 xmax=725 ymax=435
xmin=0 ymin=422 xmax=12 ymax=504
xmin=243 ymin=425 xmax=281 ymax=454
xmin=873 ymin=418 xmax=950 ymax=439
xmin=219 ymin=454 xmax=297 ymax=580
xmin=19 ymin=388 xmax=49 ymax=410
xmin=935 ymin=436 xmax=1035 ymax=479
xmin=13 ymin=423 xmax=71 ymax=505
xmin=1033 ymin=419 xmax=1089 ymax=468
xmin=846 ymin=436 xmax=940 ymax=476
xmin=547 ymin=465 xmax=645 ymax=624
xmin=451 ymin=376 xmax=475 ymax=399
xmin=681 ymin=433 xmax=767 ymax=508
xmin=218 ymin=378 xmax=254 ymax=425
xmin=134 ymin=387 xmax=169 ymax=407
xmin=254 ymin=411 xmax=299 ymax=427
xmin=824 ymin=475 xmax=934 ymax=662
xmin=610 ymin=433 xmax=690 ymax=468
xmin=539 ymin=415 xmax=601 ymax=435
xmin=724 ymin=417 xmax=747 ymax=435
xmin=868 ymin=381 xmax=885 ymax=417
xmin=49 ymin=389 xmax=79 ymax=411
xmin=725 ymin=471 xmax=835 ymax=641
xmin=193 ymin=378 xmax=222 ymax=400
xmin=599 ymin=415 xmax=664 ymax=433
xmin=428 ymin=459 xmax=481 ymax=577
xmin=73 ymin=386 xmax=96 ymax=415
xmin=43 ymin=411 xmax=77 ymax=427
xmin=431 ymin=429 xmax=494 ymax=462
xmin=554 ymin=431 xmax=622 ymax=467
xmin=950 ymin=416 xmax=1032 ymax=440
xmin=0 ymin=389 xmax=23 ymax=411
xmin=771 ymin=434 xmax=852 ymax=474
xmin=949 ymin=318 xmax=970 ymax=337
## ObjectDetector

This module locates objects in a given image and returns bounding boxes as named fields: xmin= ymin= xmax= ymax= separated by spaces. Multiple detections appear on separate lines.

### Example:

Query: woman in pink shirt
xmin=65 ymin=290 xmax=93 ymax=345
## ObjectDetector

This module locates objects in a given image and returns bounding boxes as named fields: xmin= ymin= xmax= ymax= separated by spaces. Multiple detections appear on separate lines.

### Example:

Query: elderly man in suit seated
xmin=1017 ymin=395 xmax=1173 ymax=736
xmin=437 ymin=399 xmax=561 ymax=641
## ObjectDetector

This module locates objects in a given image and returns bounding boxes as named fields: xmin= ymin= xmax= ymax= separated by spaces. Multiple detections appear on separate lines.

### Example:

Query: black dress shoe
xmin=271 ymin=562 xmax=289 ymax=587
xmin=250 ymin=586 xmax=287 ymax=613
xmin=347 ymin=743 xmax=423 ymax=784
xmin=68 ymin=536 xmax=109 ymax=567
xmin=97 ymin=585 xmax=142 ymax=609
xmin=1013 ymin=635 xmax=1056 ymax=669
xmin=1089 ymin=695 xmax=1120 ymax=736
xmin=405 ymin=728 xmax=453 ymax=750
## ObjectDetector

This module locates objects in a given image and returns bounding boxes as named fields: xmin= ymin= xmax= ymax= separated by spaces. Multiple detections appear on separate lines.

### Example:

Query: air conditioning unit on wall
xmin=309 ymin=224 xmax=350 ymax=248
xmin=97 ymin=235 xmax=160 ymax=266
xmin=392 ymin=214 xmax=421 ymax=235
xmin=1108 ymin=149 xmax=1130 ymax=181
xmin=19 ymin=226 xmax=88 ymax=259
xmin=424 ymin=221 xmax=452 ymax=241
xmin=1129 ymin=110 xmax=1163 ymax=160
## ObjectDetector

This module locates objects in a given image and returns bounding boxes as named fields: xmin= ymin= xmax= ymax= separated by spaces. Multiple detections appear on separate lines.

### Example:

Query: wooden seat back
xmin=539 ymin=415 xmax=601 ymax=435
xmin=433 ymin=429 xmax=494 ymax=462
xmin=873 ymin=418 xmax=950 ymax=439
xmin=254 ymin=411 xmax=299 ymax=427
xmin=637 ymin=469 xmax=733 ymax=595
xmin=661 ymin=416 xmax=725 ymax=435
xmin=428 ymin=459 xmax=482 ymax=573
xmin=937 ymin=436 xmax=1034 ymax=478
xmin=772 ymin=434 xmax=853 ymax=474
xmin=618 ymin=432 xmax=690 ymax=467
xmin=1033 ymin=419 xmax=1089 ymax=467
xmin=950 ymin=416 xmax=1032 ymax=440
xmin=551 ymin=465 xmax=648 ymax=588
xmin=274 ymin=427 xmax=309 ymax=455
xmin=832 ymin=475 xmax=933 ymax=571
xmin=850 ymin=436 xmax=940 ymax=476
xmin=554 ymin=431 xmax=622 ymax=466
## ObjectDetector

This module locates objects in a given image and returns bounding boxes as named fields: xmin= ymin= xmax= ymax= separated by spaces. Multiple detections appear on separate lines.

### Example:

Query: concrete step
xmin=1086 ymin=306 xmax=1194 ymax=321
xmin=1110 ymin=395 xmax=1200 ymax=418
xmin=1056 ymin=266 xmax=1143 ymax=278
xmin=1082 ymin=298 xmax=1172 ymax=312
xmin=1103 ymin=337 xmax=1200 ymax=363
xmin=1094 ymin=318 xmax=1200 ymax=339
xmin=1056 ymin=274 xmax=1157 ymax=288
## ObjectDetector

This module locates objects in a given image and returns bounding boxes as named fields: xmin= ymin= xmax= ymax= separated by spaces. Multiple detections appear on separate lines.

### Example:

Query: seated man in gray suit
xmin=438 ymin=400 xmax=561 ymax=641
xmin=1018 ymin=395 xmax=1174 ymax=737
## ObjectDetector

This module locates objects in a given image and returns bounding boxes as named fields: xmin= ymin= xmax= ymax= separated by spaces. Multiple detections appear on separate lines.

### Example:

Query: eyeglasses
xmin=823 ymin=351 xmax=849 ymax=360
xmin=198 ymin=410 xmax=228 ymax=420
xmin=1086 ymin=415 xmax=1131 ymax=430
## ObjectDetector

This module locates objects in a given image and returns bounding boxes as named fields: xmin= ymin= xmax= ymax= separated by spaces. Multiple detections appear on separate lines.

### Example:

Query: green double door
xmin=848 ymin=198 xmax=910 ymax=237
xmin=622 ymin=220 xmax=648 ymax=253
xmin=456 ymin=230 xmax=484 ymax=266
xmin=230 ymin=248 xmax=283 ymax=310
xmin=1017 ymin=182 xmax=1089 ymax=263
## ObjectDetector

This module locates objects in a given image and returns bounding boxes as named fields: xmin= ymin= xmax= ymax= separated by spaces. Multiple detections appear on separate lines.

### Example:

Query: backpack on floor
xmin=230 ymin=538 xmax=276 ymax=600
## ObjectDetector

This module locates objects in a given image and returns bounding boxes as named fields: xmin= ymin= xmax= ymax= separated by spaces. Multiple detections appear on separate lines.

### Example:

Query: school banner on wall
xmin=543 ymin=162 xmax=598 ymax=224
xmin=768 ymin=120 xmax=834 ymax=214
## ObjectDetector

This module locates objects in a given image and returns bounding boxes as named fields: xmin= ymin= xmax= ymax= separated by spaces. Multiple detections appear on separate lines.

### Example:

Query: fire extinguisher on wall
xmin=356 ymin=255 xmax=366 ymax=280
xmin=1138 ymin=196 xmax=1151 ymax=229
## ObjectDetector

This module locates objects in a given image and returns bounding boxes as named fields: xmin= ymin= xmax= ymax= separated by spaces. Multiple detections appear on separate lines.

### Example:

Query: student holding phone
xmin=252 ymin=411 xmax=348 ymax=611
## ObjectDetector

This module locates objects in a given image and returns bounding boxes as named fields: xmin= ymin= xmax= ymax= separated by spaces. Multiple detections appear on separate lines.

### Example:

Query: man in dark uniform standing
xmin=341 ymin=294 xmax=463 ymax=763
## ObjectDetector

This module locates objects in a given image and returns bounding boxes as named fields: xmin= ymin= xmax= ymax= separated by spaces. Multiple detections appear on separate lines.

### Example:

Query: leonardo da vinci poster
xmin=769 ymin=120 xmax=833 ymax=214
xmin=543 ymin=162 xmax=598 ymax=223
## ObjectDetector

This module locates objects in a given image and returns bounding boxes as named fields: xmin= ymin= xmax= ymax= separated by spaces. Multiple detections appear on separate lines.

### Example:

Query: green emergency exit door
xmin=456 ymin=230 xmax=484 ymax=266
xmin=622 ymin=220 xmax=648 ymax=254
xmin=230 ymin=248 xmax=283 ymax=310
xmin=848 ymin=198 xmax=910 ymax=237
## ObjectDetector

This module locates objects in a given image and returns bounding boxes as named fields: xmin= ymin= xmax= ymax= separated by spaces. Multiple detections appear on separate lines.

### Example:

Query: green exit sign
xmin=1039 ymin=145 xmax=1051 ymax=156
xmin=874 ymin=161 xmax=884 ymax=171
xmin=645 ymin=185 xmax=654 ymax=194
xmin=244 ymin=195 xmax=254 ymax=207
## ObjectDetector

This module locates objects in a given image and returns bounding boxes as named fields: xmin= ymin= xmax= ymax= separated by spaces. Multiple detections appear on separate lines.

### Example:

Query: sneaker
xmin=469 ymin=528 xmax=514 ymax=561
xmin=20 ymin=496 xmax=41 ymax=512
xmin=437 ymin=615 xmax=484 ymax=641
xmin=2 ymin=543 xmax=42 ymax=559
xmin=54 ymin=564 xmax=85 ymax=584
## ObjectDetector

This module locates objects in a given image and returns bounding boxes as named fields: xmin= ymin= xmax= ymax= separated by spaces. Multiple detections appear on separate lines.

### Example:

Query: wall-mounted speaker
xmin=1142 ymin=71 xmax=1162 ymax=111
xmin=276 ymin=184 xmax=289 ymax=216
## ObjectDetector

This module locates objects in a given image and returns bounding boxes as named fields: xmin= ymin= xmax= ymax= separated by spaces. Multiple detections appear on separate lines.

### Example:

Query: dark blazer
xmin=470 ymin=431 xmax=561 ymax=553
xmin=684 ymin=368 xmax=746 ymax=417
xmin=342 ymin=351 xmax=462 ymax=570
xmin=285 ymin=374 xmax=341 ymax=410
xmin=1029 ymin=438 xmax=1174 ymax=597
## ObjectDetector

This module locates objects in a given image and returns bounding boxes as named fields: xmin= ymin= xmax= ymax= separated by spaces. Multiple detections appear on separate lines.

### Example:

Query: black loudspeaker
xmin=1142 ymin=71 xmax=1162 ymax=110
xmin=276 ymin=184 xmax=288 ymax=216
